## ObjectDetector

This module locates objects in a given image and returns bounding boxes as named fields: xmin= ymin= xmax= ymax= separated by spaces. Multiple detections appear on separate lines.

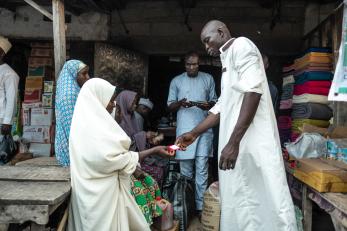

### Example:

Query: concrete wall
xmin=0 ymin=1 xmax=309 ymax=55
xmin=110 ymin=0 xmax=306 ymax=55
xmin=0 ymin=6 xmax=109 ymax=41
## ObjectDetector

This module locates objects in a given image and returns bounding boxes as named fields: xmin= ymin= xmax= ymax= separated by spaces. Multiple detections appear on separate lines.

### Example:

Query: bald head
xmin=200 ymin=20 xmax=231 ymax=57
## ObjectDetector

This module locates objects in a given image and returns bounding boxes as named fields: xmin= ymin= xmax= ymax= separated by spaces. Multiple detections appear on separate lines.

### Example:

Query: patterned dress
xmin=130 ymin=173 xmax=163 ymax=225
xmin=55 ymin=60 xmax=85 ymax=166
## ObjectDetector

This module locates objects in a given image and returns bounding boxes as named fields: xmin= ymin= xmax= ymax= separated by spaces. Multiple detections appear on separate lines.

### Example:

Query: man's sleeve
xmin=208 ymin=75 xmax=218 ymax=102
xmin=3 ymin=73 xmax=19 ymax=125
xmin=167 ymin=78 xmax=178 ymax=106
xmin=231 ymin=38 xmax=265 ymax=95
xmin=209 ymin=96 xmax=221 ymax=115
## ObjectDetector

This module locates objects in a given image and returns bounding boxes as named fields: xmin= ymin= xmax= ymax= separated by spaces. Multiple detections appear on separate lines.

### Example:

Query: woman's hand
xmin=151 ymin=145 xmax=175 ymax=158
xmin=133 ymin=167 xmax=146 ymax=179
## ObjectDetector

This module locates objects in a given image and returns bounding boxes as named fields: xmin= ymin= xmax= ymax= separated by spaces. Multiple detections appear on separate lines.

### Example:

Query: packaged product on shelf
xmin=42 ymin=93 xmax=54 ymax=108
xmin=25 ymin=76 xmax=43 ymax=90
xmin=24 ymin=89 xmax=42 ymax=103
xmin=30 ymin=108 xmax=53 ymax=126
xmin=29 ymin=143 xmax=52 ymax=157
xmin=22 ymin=125 xmax=52 ymax=143
xmin=44 ymin=81 xmax=54 ymax=93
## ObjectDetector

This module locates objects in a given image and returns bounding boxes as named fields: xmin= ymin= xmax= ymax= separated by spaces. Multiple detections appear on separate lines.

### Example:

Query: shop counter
xmin=0 ymin=157 xmax=70 ymax=230
xmin=286 ymin=163 xmax=347 ymax=231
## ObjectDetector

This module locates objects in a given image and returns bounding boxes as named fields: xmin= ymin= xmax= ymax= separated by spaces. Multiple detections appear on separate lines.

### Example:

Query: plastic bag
xmin=0 ymin=135 xmax=17 ymax=163
xmin=162 ymin=172 xmax=195 ymax=231
xmin=285 ymin=133 xmax=327 ymax=159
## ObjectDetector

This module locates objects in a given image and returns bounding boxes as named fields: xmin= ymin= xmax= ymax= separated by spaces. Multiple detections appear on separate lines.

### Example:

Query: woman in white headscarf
xmin=68 ymin=78 xmax=173 ymax=231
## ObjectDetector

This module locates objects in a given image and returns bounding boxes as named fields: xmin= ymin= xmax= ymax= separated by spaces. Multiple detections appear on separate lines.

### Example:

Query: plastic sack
xmin=201 ymin=182 xmax=221 ymax=231
xmin=285 ymin=133 xmax=327 ymax=159
xmin=162 ymin=172 xmax=195 ymax=231
xmin=153 ymin=199 xmax=174 ymax=230
xmin=0 ymin=134 xmax=17 ymax=163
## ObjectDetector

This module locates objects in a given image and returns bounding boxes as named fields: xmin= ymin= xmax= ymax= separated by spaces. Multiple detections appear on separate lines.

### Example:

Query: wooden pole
xmin=24 ymin=0 xmax=53 ymax=21
xmin=52 ymin=0 xmax=66 ymax=80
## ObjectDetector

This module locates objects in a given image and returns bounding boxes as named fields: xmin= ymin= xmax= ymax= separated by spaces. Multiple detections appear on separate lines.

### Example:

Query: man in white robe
xmin=176 ymin=20 xmax=297 ymax=231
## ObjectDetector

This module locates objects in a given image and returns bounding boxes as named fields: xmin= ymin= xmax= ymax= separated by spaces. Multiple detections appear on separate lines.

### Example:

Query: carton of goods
xmin=30 ymin=108 xmax=53 ymax=126
xmin=23 ymin=126 xmax=52 ymax=143
xmin=28 ymin=66 xmax=53 ymax=79
xmin=30 ymin=48 xmax=53 ymax=57
xmin=21 ymin=102 xmax=42 ymax=126
xmin=29 ymin=143 xmax=52 ymax=157
xmin=22 ymin=102 xmax=43 ymax=110
xmin=294 ymin=158 xmax=347 ymax=192
xmin=201 ymin=182 xmax=220 ymax=231
xmin=328 ymin=126 xmax=347 ymax=139
xmin=24 ymin=89 xmax=42 ymax=103
xmin=25 ymin=76 xmax=43 ymax=90
xmin=44 ymin=81 xmax=54 ymax=93
xmin=42 ymin=93 xmax=54 ymax=108
xmin=28 ymin=57 xmax=53 ymax=67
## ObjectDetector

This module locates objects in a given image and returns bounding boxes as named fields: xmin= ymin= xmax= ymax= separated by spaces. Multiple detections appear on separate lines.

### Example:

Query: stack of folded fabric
xmin=278 ymin=69 xmax=295 ymax=145
xmin=291 ymin=48 xmax=333 ymax=141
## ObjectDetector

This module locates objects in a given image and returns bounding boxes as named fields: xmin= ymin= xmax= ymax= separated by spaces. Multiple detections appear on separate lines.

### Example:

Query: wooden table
xmin=0 ymin=157 xmax=71 ymax=230
xmin=286 ymin=164 xmax=347 ymax=231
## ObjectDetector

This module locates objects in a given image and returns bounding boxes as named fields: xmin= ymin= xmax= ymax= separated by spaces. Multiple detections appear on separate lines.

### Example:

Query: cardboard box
xmin=25 ymin=76 xmax=43 ymax=90
xmin=23 ymin=126 xmax=52 ymax=143
xmin=21 ymin=102 xmax=43 ymax=126
xmin=328 ymin=126 xmax=347 ymax=139
xmin=29 ymin=143 xmax=52 ymax=157
xmin=22 ymin=102 xmax=43 ymax=110
xmin=294 ymin=158 xmax=347 ymax=192
xmin=44 ymin=81 xmax=54 ymax=93
xmin=28 ymin=57 xmax=53 ymax=67
xmin=28 ymin=66 xmax=53 ymax=80
xmin=30 ymin=108 xmax=53 ymax=126
xmin=42 ymin=93 xmax=54 ymax=108
xmin=24 ymin=89 xmax=42 ymax=103
xmin=30 ymin=48 xmax=53 ymax=57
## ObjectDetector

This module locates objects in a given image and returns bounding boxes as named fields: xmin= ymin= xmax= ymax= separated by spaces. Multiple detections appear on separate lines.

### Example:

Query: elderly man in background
xmin=134 ymin=98 xmax=154 ymax=131
xmin=0 ymin=36 xmax=19 ymax=136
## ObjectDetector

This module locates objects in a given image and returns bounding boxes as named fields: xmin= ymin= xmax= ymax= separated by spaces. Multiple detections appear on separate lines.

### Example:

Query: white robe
xmin=67 ymin=78 xmax=149 ymax=231
xmin=209 ymin=37 xmax=297 ymax=231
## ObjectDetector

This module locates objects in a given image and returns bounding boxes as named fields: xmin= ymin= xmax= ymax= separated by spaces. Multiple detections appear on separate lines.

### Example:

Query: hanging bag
xmin=162 ymin=171 xmax=195 ymax=231
xmin=0 ymin=134 xmax=17 ymax=163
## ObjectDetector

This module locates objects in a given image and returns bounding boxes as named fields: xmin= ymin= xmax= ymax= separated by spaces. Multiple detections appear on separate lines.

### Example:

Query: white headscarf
xmin=0 ymin=36 xmax=12 ymax=54
xmin=69 ymin=77 xmax=137 ymax=176
xmin=139 ymin=98 xmax=154 ymax=110
xmin=68 ymin=78 xmax=148 ymax=231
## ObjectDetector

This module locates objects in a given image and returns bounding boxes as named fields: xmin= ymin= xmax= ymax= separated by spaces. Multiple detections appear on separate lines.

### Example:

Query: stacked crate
xmin=22 ymin=42 xmax=55 ymax=157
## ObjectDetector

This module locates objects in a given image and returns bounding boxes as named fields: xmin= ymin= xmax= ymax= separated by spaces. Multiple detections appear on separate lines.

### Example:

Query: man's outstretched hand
xmin=175 ymin=132 xmax=197 ymax=150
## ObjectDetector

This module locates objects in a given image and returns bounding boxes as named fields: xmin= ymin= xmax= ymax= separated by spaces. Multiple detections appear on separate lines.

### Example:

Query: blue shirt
xmin=167 ymin=71 xmax=217 ymax=159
